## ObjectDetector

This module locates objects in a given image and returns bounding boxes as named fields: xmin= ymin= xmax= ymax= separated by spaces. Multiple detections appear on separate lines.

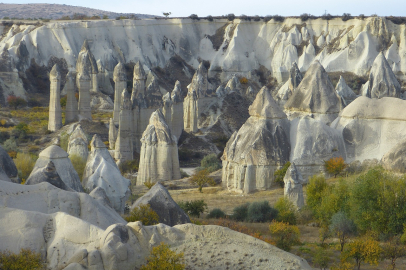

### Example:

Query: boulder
xmin=335 ymin=76 xmax=357 ymax=106
xmin=131 ymin=183 xmax=190 ymax=226
xmin=29 ymin=145 xmax=83 ymax=192
xmin=67 ymin=124 xmax=89 ymax=161
xmin=137 ymin=110 xmax=181 ymax=185
xmin=83 ymin=135 xmax=130 ymax=213
xmin=222 ymin=87 xmax=290 ymax=193
xmin=0 ymin=145 xmax=19 ymax=183
xmin=331 ymin=96 xmax=406 ymax=162
xmin=283 ymin=162 xmax=305 ymax=209
xmin=25 ymin=161 xmax=72 ymax=191
xmin=284 ymin=61 xmax=341 ymax=124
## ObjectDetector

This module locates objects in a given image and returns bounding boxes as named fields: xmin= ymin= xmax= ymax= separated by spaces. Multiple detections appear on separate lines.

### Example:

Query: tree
xmin=178 ymin=200 xmax=207 ymax=218
xmin=274 ymin=197 xmax=297 ymax=225
xmin=141 ymin=242 xmax=185 ymax=270
xmin=125 ymin=204 xmax=159 ymax=225
xmin=306 ymin=174 xmax=328 ymax=211
xmin=342 ymin=233 xmax=381 ymax=270
xmin=0 ymin=248 xmax=45 ymax=270
xmin=381 ymin=235 xmax=406 ymax=270
xmin=200 ymin=153 xmax=221 ymax=172
xmin=247 ymin=201 xmax=278 ymax=223
xmin=324 ymin=156 xmax=347 ymax=177
xmin=269 ymin=221 xmax=300 ymax=251
xmin=329 ymin=212 xmax=357 ymax=251
xmin=313 ymin=247 xmax=332 ymax=270
xmin=189 ymin=169 xmax=216 ymax=193
xmin=7 ymin=95 xmax=27 ymax=109
xmin=162 ymin=12 xmax=171 ymax=18
xmin=274 ymin=161 xmax=291 ymax=187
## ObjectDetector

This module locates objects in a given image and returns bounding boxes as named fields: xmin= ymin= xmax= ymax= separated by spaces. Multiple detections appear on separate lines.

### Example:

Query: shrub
xmin=342 ymin=13 xmax=352 ymax=21
xmin=321 ymin=13 xmax=333 ymax=20
xmin=231 ymin=203 xmax=249 ymax=221
xmin=7 ymin=95 xmax=27 ymax=109
xmin=60 ymin=96 xmax=67 ymax=107
xmin=119 ymin=159 xmax=139 ymax=174
xmin=189 ymin=169 xmax=216 ymax=193
xmin=200 ymin=154 xmax=221 ymax=173
xmin=300 ymin=13 xmax=312 ymax=21
xmin=239 ymin=77 xmax=248 ymax=84
xmin=144 ymin=180 xmax=154 ymax=189
xmin=324 ymin=156 xmax=347 ymax=177
xmin=227 ymin=13 xmax=235 ymax=21
xmin=27 ymin=98 xmax=41 ymax=107
xmin=306 ymin=174 xmax=328 ymax=211
xmin=269 ymin=221 xmax=300 ymax=251
xmin=3 ymin=138 xmax=18 ymax=152
xmin=275 ymin=197 xmax=297 ymax=225
xmin=189 ymin=14 xmax=199 ymax=20
xmin=178 ymin=200 xmax=207 ymax=218
xmin=329 ymin=212 xmax=357 ymax=251
xmin=264 ymin=15 xmax=272 ymax=22
xmin=273 ymin=15 xmax=285 ymax=22
xmin=140 ymin=242 xmax=185 ymax=270
xmin=12 ymin=122 xmax=29 ymax=140
xmin=206 ymin=15 xmax=213 ymax=21
xmin=7 ymin=151 xmax=17 ymax=159
xmin=60 ymin=132 xmax=69 ymax=151
xmin=358 ymin=14 xmax=365 ymax=20
xmin=0 ymin=131 xmax=10 ymax=143
xmin=14 ymin=152 xmax=36 ymax=181
xmin=313 ymin=247 xmax=332 ymax=270
xmin=125 ymin=204 xmax=159 ymax=225
xmin=253 ymin=15 xmax=261 ymax=21
xmin=69 ymin=154 xmax=86 ymax=181
xmin=246 ymin=201 xmax=278 ymax=223
xmin=0 ymin=248 xmax=45 ymax=270
xmin=180 ymin=169 xmax=189 ymax=178
xmin=274 ymin=161 xmax=291 ymax=187
xmin=207 ymin=208 xmax=226 ymax=219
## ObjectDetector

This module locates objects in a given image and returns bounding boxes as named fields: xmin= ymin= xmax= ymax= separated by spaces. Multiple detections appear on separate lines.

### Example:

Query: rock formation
xmin=115 ymin=89 xmax=133 ymax=164
xmin=48 ymin=64 xmax=62 ymax=131
xmin=113 ymin=62 xmax=127 ymax=125
xmin=137 ymin=109 xmax=181 ymax=185
xmin=64 ymin=71 xmax=78 ymax=124
xmin=0 ymin=145 xmax=19 ymax=183
xmin=131 ymin=183 xmax=190 ymax=226
xmin=381 ymin=138 xmax=406 ymax=173
xmin=331 ymin=96 xmax=406 ymax=162
xmin=97 ymin=59 xmax=114 ymax=95
xmin=132 ymin=61 xmax=147 ymax=99
xmin=83 ymin=135 xmax=130 ymax=213
xmin=170 ymin=81 xmax=184 ymax=140
xmin=283 ymin=162 xmax=305 ymax=209
xmin=108 ymin=118 xmax=117 ymax=149
xmin=0 ymin=181 xmax=125 ymax=229
xmin=76 ymin=40 xmax=99 ymax=93
xmin=362 ymin=52 xmax=401 ymax=98
xmin=77 ymin=69 xmax=92 ymax=120
xmin=225 ymin=74 xmax=241 ymax=93
xmin=275 ymin=62 xmax=303 ymax=103
xmin=284 ymin=61 xmax=341 ymax=124
xmin=290 ymin=116 xmax=346 ymax=181
xmin=25 ymin=161 xmax=72 ymax=191
xmin=29 ymin=145 xmax=83 ymax=192
xmin=335 ymin=76 xmax=357 ymax=106
xmin=222 ymin=87 xmax=291 ymax=193
xmin=67 ymin=124 xmax=89 ymax=161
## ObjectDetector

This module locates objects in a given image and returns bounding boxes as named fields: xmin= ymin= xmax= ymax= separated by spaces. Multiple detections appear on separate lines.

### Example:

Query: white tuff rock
xmin=48 ymin=64 xmax=62 ymax=131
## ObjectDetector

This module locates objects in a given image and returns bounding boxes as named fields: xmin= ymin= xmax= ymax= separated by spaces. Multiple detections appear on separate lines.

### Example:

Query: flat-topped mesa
xmin=48 ymin=64 xmax=62 ymax=131
xmin=113 ymin=62 xmax=127 ymax=125
xmin=171 ymin=81 xmax=184 ymax=141
xmin=64 ymin=71 xmax=78 ymax=124
xmin=83 ymin=134 xmax=130 ymax=213
xmin=284 ymin=61 xmax=341 ymax=124
xmin=336 ymin=76 xmax=357 ymax=106
xmin=222 ymin=87 xmax=291 ymax=193
xmin=97 ymin=59 xmax=113 ymax=95
xmin=115 ymin=89 xmax=133 ymax=165
xmin=77 ymin=69 xmax=92 ymax=120
xmin=283 ymin=162 xmax=305 ymax=209
xmin=137 ymin=109 xmax=181 ymax=185
xmin=362 ymin=52 xmax=401 ymax=98
xmin=132 ymin=61 xmax=147 ymax=98
xmin=108 ymin=118 xmax=117 ymax=150
xmin=67 ymin=124 xmax=89 ymax=161
xmin=76 ymin=40 xmax=99 ymax=93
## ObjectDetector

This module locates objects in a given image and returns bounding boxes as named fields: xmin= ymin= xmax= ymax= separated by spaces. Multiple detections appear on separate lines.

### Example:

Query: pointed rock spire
xmin=188 ymin=62 xmax=208 ymax=97
xmin=113 ymin=62 xmax=127 ymax=125
xmin=65 ymin=71 xmax=78 ymax=124
xmin=289 ymin=62 xmax=302 ymax=90
xmin=115 ymin=89 xmax=133 ymax=164
xmin=171 ymin=81 xmax=183 ymax=103
xmin=249 ymin=87 xmax=287 ymax=119
xmin=335 ymin=76 xmax=357 ymax=106
xmin=48 ymin=64 xmax=62 ymax=131
xmin=108 ymin=118 xmax=117 ymax=150
xmin=283 ymin=162 xmax=305 ymax=209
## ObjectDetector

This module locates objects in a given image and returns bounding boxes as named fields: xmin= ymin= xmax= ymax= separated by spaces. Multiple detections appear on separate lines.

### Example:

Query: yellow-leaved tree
xmin=341 ymin=233 xmax=381 ymax=270
xmin=324 ymin=156 xmax=347 ymax=177
xmin=141 ymin=242 xmax=185 ymax=270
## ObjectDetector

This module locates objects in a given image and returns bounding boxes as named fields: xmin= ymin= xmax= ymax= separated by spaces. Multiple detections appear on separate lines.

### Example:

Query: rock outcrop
xmin=335 ymin=76 xmax=357 ymax=106
xmin=97 ymin=59 xmax=114 ymax=95
xmin=275 ymin=62 xmax=303 ymax=103
xmin=64 ymin=71 xmax=78 ymax=124
xmin=0 ymin=145 xmax=19 ymax=183
xmin=76 ymin=40 xmax=99 ymax=93
xmin=283 ymin=162 xmax=305 ymax=209
xmin=115 ymin=89 xmax=133 ymax=164
xmin=29 ymin=145 xmax=83 ymax=192
xmin=77 ymin=69 xmax=92 ymax=120
xmin=284 ymin=61 xmax=341 ymax=124
xmin=108 ymin=118 xmax=117 ymax=150
xmin=162 ymin=81 xmax=184 ymax=141
xmin=381 ymin=138 xmax=406 ymax=173
xmin=131 ymin=183 xmax=190 ymax=226
xmin=331 ymin=96 xmax=406 ymax=162
xmin=362 ymin=52 xmax=401 ymax=98
xmin=222 ymin=87 xmax=290 ymax=193
xmin=25 ymin=161 xmax=72 ymax=191
xmin=67 ymin=124 xmax=89 ymax=161
xmin=48 ymin=64 xmax=62 ymax=131
xmin=113 ymin=62 xmax=127 ymax=125
xmin=290 ymin=116 xmax=346 ymax=181
xmin=137 ymin=110 xmax=181 ymax=185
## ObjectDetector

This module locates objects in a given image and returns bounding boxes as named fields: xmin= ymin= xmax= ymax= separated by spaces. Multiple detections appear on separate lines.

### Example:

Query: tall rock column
xmin=76 ymin=40 xmax=99 ymax=93
xmin=171 ymin=81 xmax=184 ymax=141
xmin=113 ymin=62 xmax=127 ymax=125
xmin=109 ymin=118 xmax=117 ymax=150
xmin=48 ymin=64 xmax=62 ymax=131
xmin=77 ymin=70 xmax=92 ymax=120
xmin=132 ymin=61 xmax=147 ymax=98
xmin=65 ymin=71 xmax=78 ymax=124
xmin=162 ymin=92 xmax=173 ymax=132
xmin=115 ymin=89 xmax=133 ymax=165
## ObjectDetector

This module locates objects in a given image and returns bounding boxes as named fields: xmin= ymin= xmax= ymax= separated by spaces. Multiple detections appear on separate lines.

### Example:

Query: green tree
xmin=141 ymin=242 xmax=185 ymax=270
xmin=189 ymin=169 xmax=216 ymax=193
xmin=125 ymin=204 xmax=159 ymax=225
xmin=381 ymin=235 xmax=406 ymax=270
xmin=306 ymin=175 xmax=328 ymax=212
xmin=178 ymin=200 xmax=207 ymax=218
xmin=275 ymin=197 xmax=297 ymax=225
xmin=274 ymin=161 xmax=291 ymax=187
xmin=329 ymin=212 xmax=357 ymax=251
xmin=342 ymin=233 xmax=381 ymax=270
xmin=246 ymin=201 xmax=278 ymax=223
xmin=200 ymin=154 xmax=221 ymax=173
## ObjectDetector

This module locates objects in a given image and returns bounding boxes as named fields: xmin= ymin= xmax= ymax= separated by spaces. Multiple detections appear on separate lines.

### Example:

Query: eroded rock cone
xmin=25 ymin=161 xmax=72 ymax=191
xmin=283 ymin=162 xmax=304 ymax=209
xmin=131 ymin=183 xmax=190 ymax=226
xmin=335 ymin=76 xmax=357 ymax=106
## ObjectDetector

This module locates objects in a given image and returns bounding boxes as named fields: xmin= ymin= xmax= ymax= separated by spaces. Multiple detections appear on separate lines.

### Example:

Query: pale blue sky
xmin=3 ymin=0 xmax=406 ymax=17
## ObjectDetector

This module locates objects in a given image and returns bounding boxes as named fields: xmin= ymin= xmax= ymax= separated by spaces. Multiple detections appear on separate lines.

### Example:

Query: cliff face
xmin=1 ymin=17 xmax=405 ymax=89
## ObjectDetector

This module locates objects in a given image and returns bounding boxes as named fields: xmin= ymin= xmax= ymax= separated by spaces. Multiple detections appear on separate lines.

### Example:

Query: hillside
xmin=0 ymin=3 xmax=155 ymax=19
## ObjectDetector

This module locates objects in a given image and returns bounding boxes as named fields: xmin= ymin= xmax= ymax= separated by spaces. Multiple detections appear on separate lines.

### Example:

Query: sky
xmin=3 ymin=0 xmax=406 ymax=17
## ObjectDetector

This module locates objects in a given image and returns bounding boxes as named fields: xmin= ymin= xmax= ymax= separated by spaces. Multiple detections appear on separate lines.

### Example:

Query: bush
xmin=3 ymin=138 xmax=18 ymax=152
xmin=189 ymin=14 xmax=199 ymax=20
xmin=125 ymin=204 xmax=159 ymax=225
xmin=119 ymin=159 xmax=139 ymax=174
xmin=253 ymin=15 xmax=261 ymax=21
xmin=7 ymin=95 xmax=27 ymax=109
xmin=227 ymin=13 xmax=235 ymax=21
xmin=275 ymin=197 xmax=297 ymax=225
xmin=60 ymin=96 xmax=67 ymax=108
xmin=189 ymin=169 xmax=216 ymax=192
xmin=321 ymin=13 xmax=333 ymax=20
xmin=200 ymin=154 xmax=221 ymax=173
xmin=178 ymin=200 xmax=207 ymax=218
xmin=264 ymin=15 xmax=272 ymax=22
xmin=0 ymin=131 xmax=10 ymax=144
xmin=269 ymin=221 xmax=300 ymax=251
xmin=14 ymin=152 xmax=36 ymax=181
xmin=69 ymin=154 xmax=86 ymax=181
xmin=60 ymin=132 xmax=69 ymax=151
xmin=324 ymin=157 xmax=347 ymax=177
xmin=342 ymin=233 xmax=381 ymax=270
xmin=246 ymin=201 xmax=278 ymax=223
xmin=300 ymin=13 xmax=312 ymax=21
xmin=180 ymin=169 xmax=189 ymax=178
xmin=0 ymin=248 xmax=45 ymax=270
xmin=207 ymin=208 xmax=226 ymax=219
xmin=144 ymin=180 xmax=154 ymax=189
xmin=342 ymin=13 xmax=352 ymax=21
xmin=358 ymin=14 xmax=365 ymax=20
xmin=231 ymin=203 xmax=249 ymax=221
xmin=273 ymin=15 xmax=285 ymax=22
xmin=239 ymin=77 xmax=248 ymax=84
xmin=306 ymin=174 xmax=328 ymax=211
xmin=12 ymin=122 xmax=29 ymax=141
xmin=206 ymin=15 xmax=213 ymax=21
xmin=329 ymin=212 xmax=357 ymax=251
xmin=140 ymin=242 xmax=185 ymax=270
xmin=274 ymin=161 xmax=291 ymax=187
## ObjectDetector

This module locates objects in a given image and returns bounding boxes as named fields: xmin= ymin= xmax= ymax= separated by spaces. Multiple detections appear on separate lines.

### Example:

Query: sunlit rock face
xmin=48 ymin=64 xmax=62 ymax=131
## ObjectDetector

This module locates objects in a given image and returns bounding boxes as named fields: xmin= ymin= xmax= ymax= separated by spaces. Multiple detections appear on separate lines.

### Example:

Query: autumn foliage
xmin=324 ymin=156 xmax=347 ymax=177
xmin=269 ymin=221 xmax=300 ymax=251
xmin=125 ymin=204 xmax=159 ymax=225
xmin=141 ymin=242 xmax=185 ymax=270
xmin=7 ymin=95 xmax=26 ymax=109
xmin=0 ymin=248 xmax=44 ymax=270
xmin=189 ymin=169 xmax=216 ymax=192
xmin=341 ymin=233 xmax=381 ymax=270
